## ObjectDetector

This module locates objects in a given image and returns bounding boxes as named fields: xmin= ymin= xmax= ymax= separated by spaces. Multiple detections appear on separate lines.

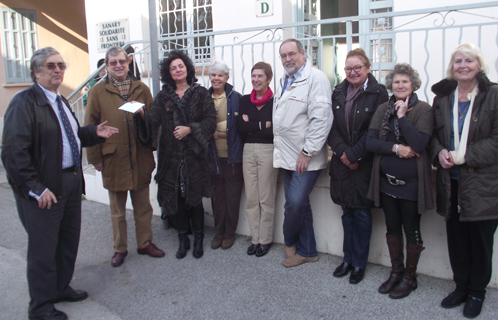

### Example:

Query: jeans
xmin=341 ymin=207 xmax=372 ymax=268
xmin=282 ymin=169 xmax=321 ymax=257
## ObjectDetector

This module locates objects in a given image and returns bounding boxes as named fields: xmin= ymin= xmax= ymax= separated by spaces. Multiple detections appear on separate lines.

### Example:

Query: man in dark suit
xmin=1 ymin=47 xmax=118 ymax=320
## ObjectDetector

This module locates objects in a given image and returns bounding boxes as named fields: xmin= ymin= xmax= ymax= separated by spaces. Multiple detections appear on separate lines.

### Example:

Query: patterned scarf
xmin=110 ymin=75 xmax=131 ymax=101
xmin=381 ymin=93 xmax=418 ymax=142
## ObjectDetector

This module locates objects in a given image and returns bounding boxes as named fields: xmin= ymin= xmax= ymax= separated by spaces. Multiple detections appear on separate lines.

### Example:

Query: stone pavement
xmin=1 ymin=163 xmax=497 ymax=320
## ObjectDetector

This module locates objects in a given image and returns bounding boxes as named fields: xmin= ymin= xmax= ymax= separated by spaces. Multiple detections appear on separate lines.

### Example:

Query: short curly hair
xmin=159 ymin=50 xmax=197 ymax=89
xmin=385 ymin=63 xmax=421 ymax=92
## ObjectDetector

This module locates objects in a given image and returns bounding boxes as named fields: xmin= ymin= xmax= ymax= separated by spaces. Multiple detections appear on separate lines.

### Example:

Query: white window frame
xmin=1 ymin=8 xmax=38 ymax=83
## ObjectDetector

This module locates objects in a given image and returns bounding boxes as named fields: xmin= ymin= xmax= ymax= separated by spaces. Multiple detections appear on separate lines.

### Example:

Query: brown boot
xmin=378 ymin=235 xmax=404 ymax=294
xmin=389 ymin=242 xmax=424 ymax=299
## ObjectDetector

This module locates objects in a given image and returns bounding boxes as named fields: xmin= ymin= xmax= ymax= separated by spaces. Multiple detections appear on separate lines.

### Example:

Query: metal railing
xmin=69 ymin=1 xmax=498 ymax=160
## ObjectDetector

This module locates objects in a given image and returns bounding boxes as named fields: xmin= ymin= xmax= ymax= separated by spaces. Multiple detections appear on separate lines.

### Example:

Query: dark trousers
xmin=211 ymin=158 xmax=243 ymax=236
xmin=380 ymin=193 xmax=422 ymax=245
xmin=341 ymin=207 xmax=372 ymax=268
xmin=15 ymin=170 xmax=82 ymax=317
xmin=447 ymin=180 xmax=498 ymax=299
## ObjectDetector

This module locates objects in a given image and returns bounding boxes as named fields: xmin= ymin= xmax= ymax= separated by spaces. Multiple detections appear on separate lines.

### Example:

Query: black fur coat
xmin=135 ymin=83 xmax=216 ymax=216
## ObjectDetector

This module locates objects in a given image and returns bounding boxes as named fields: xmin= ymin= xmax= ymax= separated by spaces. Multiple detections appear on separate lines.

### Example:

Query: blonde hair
xmin=446 ymin=43 xmax=488 ymax=79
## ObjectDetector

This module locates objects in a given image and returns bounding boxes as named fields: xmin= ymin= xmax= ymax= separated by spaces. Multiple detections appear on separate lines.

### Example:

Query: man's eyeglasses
xmin=108 ymin=59 xmax=128 ymax=67
xmin=43 ymin=63 xmax=67 ymax=70
xmin=344 ymin=65 xmax=365 ymax=74
xmin=280 ymin=52 xmax=298 ymax=60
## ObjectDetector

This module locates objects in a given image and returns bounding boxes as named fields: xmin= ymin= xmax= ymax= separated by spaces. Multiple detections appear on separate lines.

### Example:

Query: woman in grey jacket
xmin=430 ymin=43 xmax=498 ymax=319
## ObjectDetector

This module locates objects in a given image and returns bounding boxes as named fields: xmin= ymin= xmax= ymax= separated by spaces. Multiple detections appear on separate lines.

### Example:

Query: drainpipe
xmin=148 ymin=0 xmax=160 ymax=96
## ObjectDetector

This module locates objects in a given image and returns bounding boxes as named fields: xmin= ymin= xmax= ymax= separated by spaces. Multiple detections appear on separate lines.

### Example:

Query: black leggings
xmin=380 ymin=193 xmax=422 ymax=244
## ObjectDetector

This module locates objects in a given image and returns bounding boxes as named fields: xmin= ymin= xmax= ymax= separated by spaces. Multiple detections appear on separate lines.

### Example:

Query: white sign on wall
xmin=97 ymin=18 xmax=129 ymax=53
xmin=256 ymin=0 xmax=273 ymax=17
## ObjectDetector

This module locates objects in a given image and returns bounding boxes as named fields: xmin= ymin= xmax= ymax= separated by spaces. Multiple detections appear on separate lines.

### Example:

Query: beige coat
xmin=85 ymin=76 xmax=155 ymax=191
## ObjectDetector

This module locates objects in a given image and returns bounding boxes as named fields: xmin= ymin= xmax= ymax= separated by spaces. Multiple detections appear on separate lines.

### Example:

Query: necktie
xmin=56 ymin=96 xmax=81 ymax=169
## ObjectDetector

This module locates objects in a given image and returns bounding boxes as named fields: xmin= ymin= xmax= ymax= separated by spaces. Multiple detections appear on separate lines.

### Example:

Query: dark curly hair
xmin=160 ymin=50 xmax=197 ymax=89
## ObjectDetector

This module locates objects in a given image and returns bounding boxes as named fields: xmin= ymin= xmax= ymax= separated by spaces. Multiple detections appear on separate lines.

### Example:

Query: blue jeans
xmin=282 ymin=169 xmax=321 ymax=257
xmin=341 ymin=207 xmax=372 ymax=268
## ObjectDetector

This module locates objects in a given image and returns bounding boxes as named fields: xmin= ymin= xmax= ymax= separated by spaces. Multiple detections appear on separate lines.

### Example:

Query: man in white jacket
xmin=273 ymin=39 xmax=333 ymax=267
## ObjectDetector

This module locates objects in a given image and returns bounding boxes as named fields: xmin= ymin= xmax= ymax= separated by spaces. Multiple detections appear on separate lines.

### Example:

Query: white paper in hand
xmin=119 ymin=102 xmax=145 ymax=113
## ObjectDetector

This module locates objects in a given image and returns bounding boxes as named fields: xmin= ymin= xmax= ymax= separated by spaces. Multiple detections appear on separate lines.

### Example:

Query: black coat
xmin=1 ymin=84 xmax=102 ymax=199
xmin=135 ymin=83 xmax=217 ymax=216
xmin=328 ymin=73 xmax=388 ymax=208
xmin=430 ymin=72 xmax=498 ymax=221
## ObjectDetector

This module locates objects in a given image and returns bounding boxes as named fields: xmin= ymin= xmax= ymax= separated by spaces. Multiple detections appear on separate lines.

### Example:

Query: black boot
xmin=174 ymin=211 xmax=190 ymax=259
xmin=176 ymin=233 xmax=190 ymax=259
xmin=379 ymin=235 xmax=404 ymax=294
xmin=191 ymin=204 xmax=205 ymax=259
xmin=389 ymin=242 xmax=425 ymax=299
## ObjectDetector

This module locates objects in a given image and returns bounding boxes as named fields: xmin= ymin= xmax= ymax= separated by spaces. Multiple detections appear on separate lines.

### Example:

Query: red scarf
xmin=250 ymin=87 xmax=273 ymax=107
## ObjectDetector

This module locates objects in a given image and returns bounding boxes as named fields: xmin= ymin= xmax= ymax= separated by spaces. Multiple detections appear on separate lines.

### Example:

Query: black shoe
xmin=29 ymin=308 xmax=67 ymax=320
xmin=463 ymin=296 xmax=483 ymax=319
xmin=333 ymin=262 xmax=354 ymax=278
xmin=247 ymin=244 xmax=259 ymax=255
xmin=441 ymin=290 xmax=467 ymax=309
xmin=255 ymin=243 xmax=272 ymax=257
xmin=349 ymin=267 xmax=365 ymax=285
xmin=193 ymin=235 xmax=204 ymax=259
xmin=55 ymin=289 xmax=88 ymax=303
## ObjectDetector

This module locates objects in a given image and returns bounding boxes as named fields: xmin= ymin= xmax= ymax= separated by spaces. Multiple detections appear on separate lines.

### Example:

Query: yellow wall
xmin=0 ymin=0 xmax=89 ymax=117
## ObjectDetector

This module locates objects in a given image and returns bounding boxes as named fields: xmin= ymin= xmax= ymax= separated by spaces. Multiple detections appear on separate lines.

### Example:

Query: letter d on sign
xmin=256 ymin=0 xmax=273 ymax=17
xmin=261 ymin=2 xmax=269 ymax=14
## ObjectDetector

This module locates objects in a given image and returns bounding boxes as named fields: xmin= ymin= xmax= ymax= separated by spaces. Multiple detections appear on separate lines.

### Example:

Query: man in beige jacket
xmin=85 ymin=46 xmax=164 ymax=267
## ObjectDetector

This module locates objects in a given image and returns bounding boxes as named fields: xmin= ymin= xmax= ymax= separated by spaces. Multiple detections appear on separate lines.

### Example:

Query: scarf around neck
xmin=250 ymin=87 xmax=273 ymax=107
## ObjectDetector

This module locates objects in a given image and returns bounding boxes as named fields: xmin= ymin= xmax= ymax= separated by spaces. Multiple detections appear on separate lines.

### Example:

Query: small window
xmin=1 ymin=8 xmax=38 ymax=83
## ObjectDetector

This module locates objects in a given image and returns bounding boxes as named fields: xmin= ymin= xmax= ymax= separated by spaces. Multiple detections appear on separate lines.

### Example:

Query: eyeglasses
xmin=108 ymin=59 xmax=128 ymax=67
xmin=344 ymin=65 xmax=365 ymax=74
xmin=43 ymin=63 xmax=67 ymax=70
xmin=280 ymin=52 xmax=298 ymax=60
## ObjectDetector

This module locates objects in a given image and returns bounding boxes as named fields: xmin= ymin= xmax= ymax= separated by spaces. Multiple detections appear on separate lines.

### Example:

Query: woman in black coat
xmin=136 ymin=50 xmax=216 ymax=260
xmin=328 ymin=48 xmax=388 ymax=285
xmin=430 ymin=43 xmax=498 ymax=319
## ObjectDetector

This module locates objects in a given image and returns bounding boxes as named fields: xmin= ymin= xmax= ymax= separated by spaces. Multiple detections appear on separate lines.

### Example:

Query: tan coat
xmin=85 ymin=77 xmax=155 ymax=191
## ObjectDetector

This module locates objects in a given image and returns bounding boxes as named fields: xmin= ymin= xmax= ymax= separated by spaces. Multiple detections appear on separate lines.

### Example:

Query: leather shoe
xmin=137 ymin=242 xmax=165 ymax=258
xmin=29 ymin=308 xmax=67 ymax=320
xmin=211 ymin=234 xmax=224 ymax=249
xmin=247 ymin=243 xmax=259 ymax=255
xmin=111 ymin=251 xmax=128 ymax=267
xmin=441 ymin=290 xmax=467 ymax=309
xmin=333 ymin=262 xmax=354 ymax=278
xmin=222 ymin=234 xmax=235 ymax=250
xmin=463 ymin=296 xmax=483 ymax=319
xmin=349 ymin=267 xmax=365 ymax=284
xmin=255 ymin=243 xmax=272 ymax=257
xmin=282 ymin=254 xmax=319 ymax=268
xmin=55 ymin=289 xmax=88 ymax=303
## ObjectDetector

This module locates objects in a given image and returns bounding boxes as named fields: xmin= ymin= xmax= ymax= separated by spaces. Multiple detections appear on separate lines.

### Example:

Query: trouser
xmin=108 ymin=186 xmax=153 ymax=253
xmin=15 ymin=169 xmax=82 ymax=317
xmin=380 ymin=193 xmax=422 ymax=245
xmin=447 ymin=179 xmax=498 ymax=299
xmin=242 ymin=143 xmax=278 ymax=245
xmin=282 ymin=169 xmax=321 ymax=258
xmin=212 ymin=158 xmax=243 ymax=236
xmin=341 ymin=206 xmax=372 ymax=268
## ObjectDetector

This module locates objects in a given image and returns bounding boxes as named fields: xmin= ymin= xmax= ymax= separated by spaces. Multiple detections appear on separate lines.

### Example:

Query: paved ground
xmin=1 ymin=163 xmax=497 ymax=320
